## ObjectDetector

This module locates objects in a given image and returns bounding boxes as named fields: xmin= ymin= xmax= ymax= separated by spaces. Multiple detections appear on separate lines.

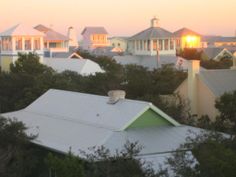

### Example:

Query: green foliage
xmin=166 ymin=132 xmax=236 ymax=177
xmin=0 ymin=116 xmax=47 ymax=177
xmin=177 ymin=48 xmax=202 ymax=60
xmin=214 ymin=90 xmax=236 ymax=134
xmin=0 ymin=53 xmax=187 ymax=120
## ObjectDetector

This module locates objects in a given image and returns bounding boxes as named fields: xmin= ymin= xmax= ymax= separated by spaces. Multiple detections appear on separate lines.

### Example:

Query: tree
xmin=165 ymin=132 xmax=236 ymax=177
xmin=214 ymin=90 xmax=236 ymax=134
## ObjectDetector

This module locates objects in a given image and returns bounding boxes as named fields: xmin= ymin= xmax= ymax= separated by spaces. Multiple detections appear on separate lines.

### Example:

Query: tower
xmin=151 ymin=17 xmax=159 ymax=28
xmin=67 ymin=26 xmax=78 ymax=47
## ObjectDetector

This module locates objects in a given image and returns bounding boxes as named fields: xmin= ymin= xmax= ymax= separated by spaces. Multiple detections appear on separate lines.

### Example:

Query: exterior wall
xmin=197 ymin=78 xmax=218 ymax=120
xmin=45 ymin=41 xmax=69 ymax=52
xmin=126 ymin=109 xmax=172 ymax=129
xmin=82 ymin=33 xmax=109 ymax=50
xmin=180 ymin=36 xmax=201 ymax=48
xmin=109 ymin=38 xmax=128 ymax=52
xmin=175 ymin=77 xmax=218 ymax=121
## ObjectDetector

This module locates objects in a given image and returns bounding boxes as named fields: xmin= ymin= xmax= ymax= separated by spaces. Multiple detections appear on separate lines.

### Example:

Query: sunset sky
xmin=0 ymin=0 xmax=236 ymax=39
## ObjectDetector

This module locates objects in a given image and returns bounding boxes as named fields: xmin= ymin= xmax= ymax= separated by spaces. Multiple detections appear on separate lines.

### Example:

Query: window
xmin=16 ymin=37 xmax=22 ymax=50
xmin=25 ymin=38 xmax=31 ymax=50
xmin=164 ymin=39 xmax=169 ymax=50
xmin=2 ymin=37 xmax=12 ymax=51
xmin=112 ymin=43 xmax=115 ymax=47
xmin=34 ymin=38 xmax=40 ymax=50
xmin=136 ymin=41 xmax=139 ymax=50
xmin=159 ymin=39 xmax=163 ymax=50
xmin=118 ymin=43 xmax=120 ymax=47
xmin=153 ymin=40 xmax=157 ymax=51
xmin=170 ymin=39 xmax=174 ymax=50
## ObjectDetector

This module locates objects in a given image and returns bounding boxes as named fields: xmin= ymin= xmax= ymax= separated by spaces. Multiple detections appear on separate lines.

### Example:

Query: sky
xmin=0 ymin=0 xmax=236 ymax=39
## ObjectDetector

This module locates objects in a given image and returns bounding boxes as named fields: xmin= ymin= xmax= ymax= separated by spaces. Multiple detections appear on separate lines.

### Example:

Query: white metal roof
xmin=2 ymin=89 xmax=201 ymax=172
xmin=0 ymin=24 xmax=44 ymax=36
xmin=42 ymin=58 xmax=104 ymax=75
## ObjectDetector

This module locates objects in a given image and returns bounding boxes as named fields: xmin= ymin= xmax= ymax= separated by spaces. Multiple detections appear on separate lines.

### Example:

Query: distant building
xmin=175 ymin=57 xmax=236 ymax=120
xmin=128 ymin=18 xmax=201 ymax=56
xmin=0 ymin=24 xmax=44 ymax=71
xmin=202 ymin=36 xmax=236 ymax=48
xmin=34 ymin=24 xmax=69 ymax=53
xmin=81 ymin=27 xmax=109 ymax=50
xmin=109 ymin=36 xmax=128 ymax=52
xmin=201 ymin=47 xmax=236 ymax=61
xmin=129 ymin=17 xmax=175 ymax=56
xmin=173 ymin=28 xmax=201 ymax=49
xmin=42 ymin=58 xmax=104 ymax=75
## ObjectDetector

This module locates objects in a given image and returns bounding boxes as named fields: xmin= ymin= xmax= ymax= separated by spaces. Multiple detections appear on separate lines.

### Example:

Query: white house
xmin=0 ymin=24 xmax=44 ymax=71
xmin=129 ymin=17 xmax=176 ymax=56
xmin=2 ymin=89 xmax=202 ymax=172
xmin=81 ymin=27 xmax=109 ymax=50
xmin=42 ymin=58 xmax=104 ymax=75
xmin=34 ymin=24 xmax=69 ymax=53
xmin=109 ymin=36 xmax=128 ymax=52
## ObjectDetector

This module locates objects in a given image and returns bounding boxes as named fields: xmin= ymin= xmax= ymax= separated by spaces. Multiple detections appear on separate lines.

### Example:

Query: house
xmin=129 ymin=17 xmax=175 ymax=56
xmin=34 ymin=24 xmax=69 ymax=53
xmin=202 ymin=36 xmax=236 ymax=48
xmin=175 ymin=57 xmax=236 ymax=120
xmin=2 ymin=89 xmax=202 ymax=172
xmin=109 ymin=36 xmax=129 ymax=52
xmin=201 ymin=47 xmax=236 ymax=61
xmin=0 ymin=24 xmax=44 ymax=71
xmin=173 ymin=28 xmax=201 ymax=49
xmin=42 ymin=58 xmax=104 ymax=75
xmin=81 ymin=27 xmax=109 ymax=50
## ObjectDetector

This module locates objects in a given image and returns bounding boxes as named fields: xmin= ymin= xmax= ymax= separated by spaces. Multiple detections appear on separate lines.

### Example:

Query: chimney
xmin=151 ymin=17 xmax=159 ymax=28
xmin=231 ymin=54 xmax=236 ymax=70
xmin=67 ymin=26 xmax=78 ymax=47
xmin=187 ymin=59 xmax=200 ymax=115
xmin=107 ymin=90 xmax=126 ymax=104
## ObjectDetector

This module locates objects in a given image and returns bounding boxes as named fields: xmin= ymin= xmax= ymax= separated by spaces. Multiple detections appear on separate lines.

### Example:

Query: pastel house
xmin=175 ymin=57 xmax=236 ymax=120
xmin=0 ymin=24 xmax=44 ymax=71
xmin=81 ymin=27 xmax=109 ymax=50
xmin=129 ymin=17 xmax=176 ymax=56
xmin=34 ymin=24 xmax=69 ymax=53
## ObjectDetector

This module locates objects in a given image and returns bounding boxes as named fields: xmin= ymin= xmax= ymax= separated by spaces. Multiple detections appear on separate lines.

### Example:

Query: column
xmin=12 ymin=37 xmax=16 ymax=52
xmin=168 ymin=39 xmax=171 ymax=51
xmin=162 ymin=39 xmax=164 ymax=51
xmin=40 ymin=37 xmax=44 ymax=51
xmin=150 ymin=40 xmax=153 ymax=55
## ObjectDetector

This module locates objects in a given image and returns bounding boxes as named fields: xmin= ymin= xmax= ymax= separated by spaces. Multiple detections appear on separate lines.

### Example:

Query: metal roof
xmin=173 ymin=27 xmax=201 ymax=37
xmin=42 ymin=58 xmax=104 ymax=75
xmin=0 ymin=24 xmax=44 ymax=36
xmin=198 ymin=69 xmax=236 ymax=97
xmin=81 ymin=27 xmax=108 ymax=35
xmin=113 ymin=55 xmax=178 ymax=70
xmin=2 ymin=89 xmax=203 ymax=172
xmin=202 ymin=47 xmax=225 ymax=59
xmin=130 ymin=27 xmax=173 ymax=40
xmin=202 ymin=36 xmax=236 ymax=43
xmin=35 ymin=24 xmax=69 ymax=41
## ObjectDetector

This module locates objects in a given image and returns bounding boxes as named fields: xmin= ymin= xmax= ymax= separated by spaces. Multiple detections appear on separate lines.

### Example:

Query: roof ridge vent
xmin=107 ymin=90 xmax=126 ymax=104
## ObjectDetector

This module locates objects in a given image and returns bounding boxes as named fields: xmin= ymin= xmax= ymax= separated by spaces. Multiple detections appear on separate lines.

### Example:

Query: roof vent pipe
xmin=107 ymin=90 xmax=126 ymax=104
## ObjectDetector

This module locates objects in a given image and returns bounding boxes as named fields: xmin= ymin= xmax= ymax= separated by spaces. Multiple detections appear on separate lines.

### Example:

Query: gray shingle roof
xmin=198 ymin=69 xmax=236 ymax=97
xmin=173 ymin=27 xmax=201 ymax=37
xmin=81 ymin=27 xmax=108 ymax=35
xmin=130 ymin=27 xmax=173 ymax=40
